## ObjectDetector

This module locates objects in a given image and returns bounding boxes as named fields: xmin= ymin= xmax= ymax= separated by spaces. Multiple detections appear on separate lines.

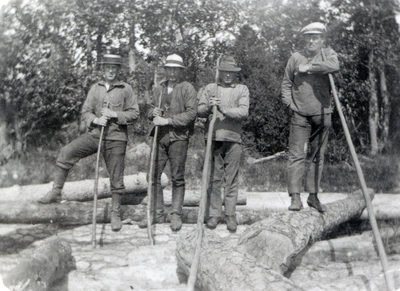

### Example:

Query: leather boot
xmin=170 ymin=186 xmax=184 ymax=231
xmin=138 ymin=209 xmax=165 ymax=228
xmin=288 ymin=193 xmax=303 ymax=211
xmin=206 ymin=217 xmax=220 ymax=229
xmin=111 ymin=193 xmax=122 ymax=232
xmin=170 ymin=212 xmax=182 ymax=232
xmin=307 ymin=193 xmax=327 ymax=213
xmin=225 ymin=215 xmax=237 ymax=232
xmin=38 ymin=166 xmax=69 ymax=204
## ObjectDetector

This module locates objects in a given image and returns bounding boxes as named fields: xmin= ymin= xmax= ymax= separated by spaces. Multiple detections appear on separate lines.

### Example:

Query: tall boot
xmin=307 ymin=193 xmax=327 ymax=213
xmin=38 ymin=166 xmax=69 ymax=204
xmin=170 ymin=186 xmax=184 ymax=231
xmin=288 ymin=193 xmax=303 ymax=211
xmin=111 ymin=193 xmax=122 ymax=232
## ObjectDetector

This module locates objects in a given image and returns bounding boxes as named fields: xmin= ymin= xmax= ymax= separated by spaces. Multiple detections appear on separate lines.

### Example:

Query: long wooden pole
xmin=92 ymin=101 xmax=109 ymax=249
xmin=146 ymin=90 xmax=164 ymax=245
xmin=321 ymin=49 xmax=394 ymax=291
xmin=186 ymin=57 xmax=221 ymax=291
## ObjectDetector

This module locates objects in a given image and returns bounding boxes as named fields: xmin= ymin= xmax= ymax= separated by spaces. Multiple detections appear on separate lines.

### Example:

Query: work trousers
xmin=288 ymin=112 xmax=331 ymax=194
xmin=208 ymin=141 xmax=241 ymax=217
xmin=151 ymin=133 xmax=188 ymax=215
xmin=56 ymin=133 xmax=127 ymax=193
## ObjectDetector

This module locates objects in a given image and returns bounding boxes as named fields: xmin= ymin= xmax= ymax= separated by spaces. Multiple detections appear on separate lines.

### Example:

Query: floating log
xmin=176 ymin=190 xmax=371 ymax=290
xmin=0 ymin=173 xmax=168 ymax=202
xmin=2 ymin=237 xmax=72 ymax=291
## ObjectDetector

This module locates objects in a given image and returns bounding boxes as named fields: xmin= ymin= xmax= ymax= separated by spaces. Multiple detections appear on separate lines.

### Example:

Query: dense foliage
xmin=0 ymin=0 xmax=399 ymax=163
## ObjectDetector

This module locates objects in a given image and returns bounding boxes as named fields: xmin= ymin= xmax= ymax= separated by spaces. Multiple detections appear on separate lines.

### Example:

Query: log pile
xmin=176 ymin=191 xmax=372 ymax=290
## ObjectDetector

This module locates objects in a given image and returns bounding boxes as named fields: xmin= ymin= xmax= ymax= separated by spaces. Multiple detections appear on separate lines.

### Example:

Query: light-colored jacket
xmin=198 ymin=83 xmax=249 ymax=143
xmin=82 ymin=81 xmax=139 ymax=141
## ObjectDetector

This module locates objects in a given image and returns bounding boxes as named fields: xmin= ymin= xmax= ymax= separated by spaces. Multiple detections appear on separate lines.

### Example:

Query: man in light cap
xmin=281 ymin=22 xmax=339 ymax=212
xmin=198 ymin=55 xmax=249 ymax=232
xmin=139 ymin=54 xmax=197 ymax=231
xmin=38 ymin=54 xmax=139 ymax=232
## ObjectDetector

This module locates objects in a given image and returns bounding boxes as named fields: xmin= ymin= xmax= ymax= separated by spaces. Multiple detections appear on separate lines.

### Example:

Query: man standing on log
xmin=197 ymin=55 xmax=249 ymax=232
xmin=38 ymin=54 xmax=139 ymax=232
xmin=138 ymin=54 xmax=197 ymax=231
xmin=281 ymin=22 xmax=340 ymax=212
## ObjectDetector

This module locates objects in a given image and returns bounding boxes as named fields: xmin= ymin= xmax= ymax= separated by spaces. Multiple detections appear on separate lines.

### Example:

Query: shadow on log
xmin=2 ymin=238 xmax=72 ymax=291
xmin=176 ymin=190 xmax=373 ymax=290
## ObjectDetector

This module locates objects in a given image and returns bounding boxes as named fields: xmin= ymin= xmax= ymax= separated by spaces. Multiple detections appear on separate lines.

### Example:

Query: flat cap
xmin=301 ymin=22 xmax=326 ymax=34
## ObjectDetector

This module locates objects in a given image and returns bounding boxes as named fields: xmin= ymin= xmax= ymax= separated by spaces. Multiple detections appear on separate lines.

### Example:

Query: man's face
xmin=304 ymin=34 xmax=323 ymax=54
xmin=165 ymin=67 xmax=183 ymax=83
xmin=220 ymin=70 xmax=236 ymax=86
xmin=103 ymin=64 xmax=120 ymax=83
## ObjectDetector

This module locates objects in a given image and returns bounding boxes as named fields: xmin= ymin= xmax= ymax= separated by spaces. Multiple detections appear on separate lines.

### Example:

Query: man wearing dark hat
xmin=281 ymin=22 xmax=340 ymax=212
xmin=38 ymin=54 xmax=139 ymax=232
xmin=197 ymin=55 xmax=249 ymax=232
xmin=138 ymin=54 xmax=197 ymax=232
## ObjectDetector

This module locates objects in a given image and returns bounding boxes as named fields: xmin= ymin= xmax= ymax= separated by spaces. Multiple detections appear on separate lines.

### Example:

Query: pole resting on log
xmin=2 ymin=238 xmax=72 ymax=291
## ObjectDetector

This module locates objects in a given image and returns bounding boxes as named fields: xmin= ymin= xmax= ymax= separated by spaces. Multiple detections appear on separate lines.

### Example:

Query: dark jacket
xmin=147 ymin=79 xmax=197 ymax=142
xmin=281 ymin=47 xmax=339 ymax=116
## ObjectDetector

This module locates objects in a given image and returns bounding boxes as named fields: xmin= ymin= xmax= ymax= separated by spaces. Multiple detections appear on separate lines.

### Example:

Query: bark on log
xmin=0 ymin=173 xmax=168 ymax=202
xmin=2 ymin=238 xmax=72 ymax=291
xmin=176 ymin=191 xmax=371 ymax=290
xmin=0 ymin=200 xmax=147 ymax=224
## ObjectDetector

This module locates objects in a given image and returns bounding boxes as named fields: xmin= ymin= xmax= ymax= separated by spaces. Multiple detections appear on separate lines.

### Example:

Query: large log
xmin=176 ymin=191 xmax=371 ymax=290
xmin=2 ymin=237 xmax=72 ymax=291
xmin=0 ymin=173 xmax=168 ymax=202
xmin=0 ymin=199 xmax=147 ymax=224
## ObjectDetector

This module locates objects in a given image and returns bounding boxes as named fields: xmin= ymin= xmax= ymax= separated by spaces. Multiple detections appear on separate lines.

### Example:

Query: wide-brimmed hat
xmin=164 ymin=54 xmax=185 ymax=68
xmin=301 ymin=22 xmax=326 ymax=35
xmin=99 ymin=54 xmax=123 ymax=66
xmin=216 ymin=55 xmax=241 ymax=72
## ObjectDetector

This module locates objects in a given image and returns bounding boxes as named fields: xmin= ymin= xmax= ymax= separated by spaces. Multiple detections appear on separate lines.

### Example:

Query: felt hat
xmin=301 ymin=22 xmax=326 ymax=35
xmin=216 ymin=55 xmax=241 ymax=72
xmin=164 ymin=54 xmax=185 ymax=68
xmin=99 ymin=54 xmax=123 ymax=66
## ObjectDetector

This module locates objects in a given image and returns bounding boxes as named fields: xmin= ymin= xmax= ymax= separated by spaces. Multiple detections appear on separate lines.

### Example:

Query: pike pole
xmin=146 ymin=90 xmax=164 ymax=245
xmin=321 ymin=49 xmax=394 ymax=291
xmin=92 ymin=101 xmax=109 ymax=249
xmin=186 ymin=56 xmax=221 ymax=291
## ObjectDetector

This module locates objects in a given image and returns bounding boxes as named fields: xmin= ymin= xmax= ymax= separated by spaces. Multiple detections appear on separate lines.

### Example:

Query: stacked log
xmin=0 ymin=173 xmax=168 ymax=202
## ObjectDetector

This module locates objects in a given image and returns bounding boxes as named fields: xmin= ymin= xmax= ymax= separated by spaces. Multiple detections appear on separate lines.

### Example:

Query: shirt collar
xmin=218 ymin=81 xmax=236 ymax=88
